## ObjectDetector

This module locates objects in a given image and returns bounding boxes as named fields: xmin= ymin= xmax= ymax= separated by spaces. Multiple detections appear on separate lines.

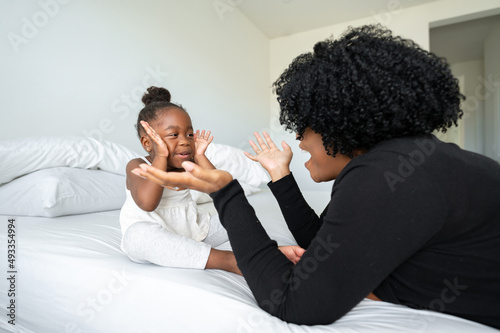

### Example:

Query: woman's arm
xmin=131 ymin=151 xmax=444 ymax=326
xmin=209 ymin=165 xmax=444 ymax=325
xmin=244 ymin=131 xmax=292 ymax=182
xmin=246 ymin=132 xmax=325 ymax=248
xmin=267 ymin=173 xmax=327 ymax=248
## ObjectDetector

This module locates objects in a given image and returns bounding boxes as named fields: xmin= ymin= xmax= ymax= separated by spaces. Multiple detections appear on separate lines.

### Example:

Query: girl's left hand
xmin=278 ymin=245 xmax=305 ymax=264
xmin=141 ymin=120 xmax=170 ymax=158
xmin=194 ymin=130 xmax=213 ymax=156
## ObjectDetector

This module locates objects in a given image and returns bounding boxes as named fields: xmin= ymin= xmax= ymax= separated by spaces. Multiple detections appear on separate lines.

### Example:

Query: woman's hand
xmin=141 ymin=121 xmax=169 ymax=158
xmin=278 ymin=245 xmax=305 ymax=265
xmin=132 ymin=161 xmax=233 ymax=194
xmin=194 ymin=130 xmax=213 ymax=156
xmin=244 ymin=131 xmax=292 ymax=182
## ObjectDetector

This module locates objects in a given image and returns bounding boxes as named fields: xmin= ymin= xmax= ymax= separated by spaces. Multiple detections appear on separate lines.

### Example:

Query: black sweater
xmin=210 ymin=135 xmax=500 ymax=329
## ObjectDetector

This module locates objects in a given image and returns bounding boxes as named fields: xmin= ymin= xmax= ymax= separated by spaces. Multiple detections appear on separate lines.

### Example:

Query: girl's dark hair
xmin=135 ymin=86 xmax=186 ymax=138
xmin=273 ymin=24 xmax=464 ymax=157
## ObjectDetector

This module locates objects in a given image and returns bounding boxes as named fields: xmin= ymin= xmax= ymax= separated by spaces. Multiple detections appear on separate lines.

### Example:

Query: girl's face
xmin=298 ymin=128 xmax=353 ymax=182
xmin=146 ymin=108 xmax=196 ymax=170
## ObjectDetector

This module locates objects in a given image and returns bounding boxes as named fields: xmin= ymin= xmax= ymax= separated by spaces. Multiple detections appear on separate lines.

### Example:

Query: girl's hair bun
xmin=142 ymin=86 xmax=171 ymax=106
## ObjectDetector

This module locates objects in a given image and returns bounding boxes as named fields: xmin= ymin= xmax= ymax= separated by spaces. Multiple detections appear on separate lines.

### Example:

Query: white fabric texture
xmin=1 ymin=190 xmax=496 ymax=333
xmin=120 ymin=156 xmax=210 ymax=242
xmin=120 ymin=188 xmax=211 ymax=241
xmin=204 ymin=142 xmax=270 ymax=189
xmin=120 ymin=156 xmax=217 ymax=269
xmin=121 ymin=214 xmax=227 ymax=269
xmin=0 ymin=167 xmax=126 ymax=217
xmin=0 ymin=136 xmax=140 ymax=184
xmin=0 ymin=137 xmax=268 ymax=214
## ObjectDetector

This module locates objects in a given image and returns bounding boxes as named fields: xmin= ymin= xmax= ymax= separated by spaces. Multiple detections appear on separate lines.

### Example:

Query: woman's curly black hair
xmin=273 ymin=25 xmax=464 ymax=157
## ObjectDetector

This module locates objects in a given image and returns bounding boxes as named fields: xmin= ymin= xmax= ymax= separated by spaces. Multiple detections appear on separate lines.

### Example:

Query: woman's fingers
xmin=251 ymin=131 xmax=281 ymax=152
xmin=248 ymin=139 xmax=261 ymax=154
xmin=281 ymin=140 xmax=291 ymax=151
xmin=244 ymin=151 xmax=258 ymax=162
xmin=133 ymin=162 xmax=233 ymax=193
xmin=132 ymin=164 xmax=177 ymax=187
xmin=254 ymin=131 xmax=271 ymax=151
xmin=262 ymin=131 xmax=278 ymax=149
xmin=182 ymin=161 xmax=233 ymax=191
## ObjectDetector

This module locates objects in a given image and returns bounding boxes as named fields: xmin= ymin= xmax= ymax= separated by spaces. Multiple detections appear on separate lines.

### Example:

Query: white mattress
xmin=0 ymin=190 xmax=496 ymax=333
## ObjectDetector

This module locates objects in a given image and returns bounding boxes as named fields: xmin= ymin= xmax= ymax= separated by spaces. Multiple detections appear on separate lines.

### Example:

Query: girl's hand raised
xmin=244 ymin=131 xmax=292 ymax=182
xmin=194 ymin=130 xmax=213 ymax=156
xmin=141 ymin=121 xmax=169 ymax=158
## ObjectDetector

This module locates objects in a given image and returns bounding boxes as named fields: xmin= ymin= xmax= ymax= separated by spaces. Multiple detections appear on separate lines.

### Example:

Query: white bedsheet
xmin=0 ymin=190 xmax=497 ymax=333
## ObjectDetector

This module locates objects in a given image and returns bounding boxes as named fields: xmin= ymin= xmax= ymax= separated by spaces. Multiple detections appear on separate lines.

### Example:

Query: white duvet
xmin=0 ymin=190 xmax=496 ymax=333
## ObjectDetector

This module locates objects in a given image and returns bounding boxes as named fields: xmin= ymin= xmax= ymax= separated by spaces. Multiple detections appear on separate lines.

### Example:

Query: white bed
xmin=0 ymin=137 xmax=497 ymax=333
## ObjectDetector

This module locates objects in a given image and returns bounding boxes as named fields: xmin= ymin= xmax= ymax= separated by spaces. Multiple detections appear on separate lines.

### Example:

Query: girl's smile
xmin=144 ymin=107 xmax=196 ymax=170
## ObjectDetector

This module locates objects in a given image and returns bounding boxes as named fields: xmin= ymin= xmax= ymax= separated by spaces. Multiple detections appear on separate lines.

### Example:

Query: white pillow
xmin=188 ymin=143 xmax=269 ymax=203
xmin=0 ymin=136 xmax=140 ymax=184
xmin=205 ymin=143 xmax=269 ymax=189
xmin=0 ymin=167 xmax=126 ymax=217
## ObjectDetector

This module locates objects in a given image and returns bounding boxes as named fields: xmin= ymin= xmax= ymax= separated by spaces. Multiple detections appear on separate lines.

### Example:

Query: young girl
xmin=119 ymin=86 xmax=240 ymax=274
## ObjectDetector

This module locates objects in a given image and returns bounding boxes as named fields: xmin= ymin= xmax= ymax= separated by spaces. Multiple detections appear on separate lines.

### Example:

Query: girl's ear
xmin=140 ymin=135 xmax=152 ymax=153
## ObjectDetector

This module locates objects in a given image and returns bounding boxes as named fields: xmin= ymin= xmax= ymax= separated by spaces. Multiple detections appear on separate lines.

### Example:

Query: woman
xmin=132 ymin=25 xmax=500 ymax=329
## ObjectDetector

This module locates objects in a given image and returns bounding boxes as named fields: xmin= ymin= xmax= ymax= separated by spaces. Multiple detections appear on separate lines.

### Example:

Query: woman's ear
xmin=141 ymin=135 xmax=152 ymax=152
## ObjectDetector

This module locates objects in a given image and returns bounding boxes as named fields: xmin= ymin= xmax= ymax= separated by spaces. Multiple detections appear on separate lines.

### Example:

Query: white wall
xmin=448 ymin=61 xmax=485 ymax=153
xmin=484 ymin=21 xmax=500 ymax=162
xmin=269 ymin=0 xmax=500 ymax=190
xmin=0 ymin=0 xmax=270 ymax=153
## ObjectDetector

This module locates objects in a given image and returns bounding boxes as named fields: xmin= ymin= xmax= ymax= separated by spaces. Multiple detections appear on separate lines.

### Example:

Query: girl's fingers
xmin=142 ymin=121 xmax=158 ymax=139
xmin=195 ymin=130 xmax=213 ymax=143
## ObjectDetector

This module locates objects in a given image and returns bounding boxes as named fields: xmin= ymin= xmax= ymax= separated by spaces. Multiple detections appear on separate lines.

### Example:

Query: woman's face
xmin=298 ymin=128 xmax=353 ymax=182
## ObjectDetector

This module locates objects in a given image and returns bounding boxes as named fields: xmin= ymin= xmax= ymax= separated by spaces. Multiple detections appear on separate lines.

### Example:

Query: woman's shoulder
xmin=335 ymin=135 xmax=443 ymax=188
